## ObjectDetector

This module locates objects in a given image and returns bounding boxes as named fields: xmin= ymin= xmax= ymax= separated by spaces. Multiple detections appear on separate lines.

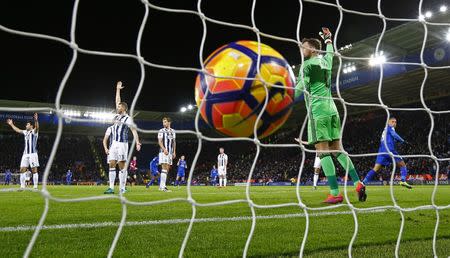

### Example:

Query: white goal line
xmin=0 ymin=209 xmax=388 ymax=233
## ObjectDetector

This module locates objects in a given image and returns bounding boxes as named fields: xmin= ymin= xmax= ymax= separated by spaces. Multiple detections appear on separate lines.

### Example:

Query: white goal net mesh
xmin=1 ymin=0 xmax=449 ymax=257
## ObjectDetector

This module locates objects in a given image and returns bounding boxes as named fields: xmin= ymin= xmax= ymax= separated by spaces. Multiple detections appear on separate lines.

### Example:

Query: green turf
xmin=0 ymin=185 xmax=449 ymax=257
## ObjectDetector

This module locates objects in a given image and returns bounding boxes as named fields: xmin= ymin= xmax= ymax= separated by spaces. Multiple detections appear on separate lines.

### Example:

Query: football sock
xmin=400 ymin=166 xmax=408 ymax=182
xmin=109 ymin=168 xmax=116 ymax=189
xmin=320 ymin=154 xmax=339 ymax=196
xmin=336 ymin=153 xmax=360 ymax=183
xmin=363 ymin=169 xmax=376 ymax=185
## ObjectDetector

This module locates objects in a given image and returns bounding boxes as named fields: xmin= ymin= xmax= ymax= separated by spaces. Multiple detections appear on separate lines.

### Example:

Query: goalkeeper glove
xmin=319 ymin=27 xmax=332 ymax=44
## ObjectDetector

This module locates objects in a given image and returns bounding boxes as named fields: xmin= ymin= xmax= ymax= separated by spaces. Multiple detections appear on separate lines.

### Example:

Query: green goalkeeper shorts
xmin=307 ymin=114 xmax=341 ymax=145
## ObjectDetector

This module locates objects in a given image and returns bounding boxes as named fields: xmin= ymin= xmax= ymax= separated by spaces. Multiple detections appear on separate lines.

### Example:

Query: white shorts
xmin=218 ymin=166 xmax=227 ymax=176
xmin=313 ymin=156 xmax=321 ymax=169
xmin=108 ymin=141 xmax=129 ymax=162
xmin=159 ymin=152 xmax=173 ymax=166
xmin=20 ymin=153 xmax=40 ymax=168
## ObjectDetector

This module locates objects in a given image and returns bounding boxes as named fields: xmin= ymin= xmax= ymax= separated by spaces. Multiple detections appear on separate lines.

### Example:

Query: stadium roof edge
xmin=0 ymin=99 xmax=195 ymax=122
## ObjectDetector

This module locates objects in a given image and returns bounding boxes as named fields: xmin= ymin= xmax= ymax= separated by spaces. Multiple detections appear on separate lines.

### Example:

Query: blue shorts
xmin=151 ymin=167 xmax=159 ymax=176
xmin=177 ymin=171 xmax=185 ymax=178
xmin=375 ymin=151 xmax=403 ymax=166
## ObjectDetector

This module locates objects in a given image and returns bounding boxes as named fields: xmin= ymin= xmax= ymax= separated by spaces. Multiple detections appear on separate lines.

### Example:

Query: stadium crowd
xmin=0 ymin=98 xmax=449 ymax=185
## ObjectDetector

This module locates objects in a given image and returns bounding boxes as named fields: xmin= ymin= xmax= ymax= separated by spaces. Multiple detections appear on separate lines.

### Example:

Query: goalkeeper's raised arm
xmin=294 ymin=27 xmax=334 ymax=100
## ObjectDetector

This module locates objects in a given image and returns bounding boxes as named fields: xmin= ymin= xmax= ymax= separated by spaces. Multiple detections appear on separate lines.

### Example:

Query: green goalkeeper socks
xmin=320 ymin=155 xmax=339 ymax=196
xmin=336 ymin=153 xmax=360 ymax=183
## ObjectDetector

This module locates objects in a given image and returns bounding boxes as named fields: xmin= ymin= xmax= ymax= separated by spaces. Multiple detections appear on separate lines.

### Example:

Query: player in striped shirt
xmin=217 ymin=148 xmax=228 ymax=187
xmin=104 ymin=81 xmax=142 ymax=194
xmin=158 ymin=117 xmax=176 ymax=192
xmin=6 ymin=113 xmax=40 ymax=190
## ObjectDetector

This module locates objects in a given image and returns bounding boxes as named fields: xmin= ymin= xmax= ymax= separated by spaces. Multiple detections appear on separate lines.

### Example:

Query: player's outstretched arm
xmin=388 ymin=126 xmax=405 ymax=143
xmin=115 ymin=81 xmax=124 ymax=108
xmin=33 ymin=113 xmax=39 ymax=133
xmin=6 ymin=119 xmax=23 ymax=134
xmin=130 ymin=127 xmax=141 ymax=151
xmin=319 ymin=27 xmax=334 ymax=70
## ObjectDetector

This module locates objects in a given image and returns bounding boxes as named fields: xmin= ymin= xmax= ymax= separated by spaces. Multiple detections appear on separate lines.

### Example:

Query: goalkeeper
xmin=295 ymin=27 xmax=366 ymax=204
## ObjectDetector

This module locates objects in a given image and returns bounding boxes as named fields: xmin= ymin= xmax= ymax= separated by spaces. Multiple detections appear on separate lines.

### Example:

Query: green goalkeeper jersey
xmin=295 ymin=43 xmax=338 ymax=118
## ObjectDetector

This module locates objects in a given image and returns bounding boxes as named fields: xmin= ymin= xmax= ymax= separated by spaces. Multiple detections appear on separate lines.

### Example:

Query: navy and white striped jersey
xmin=111 ymin=114 xmax=132 ymax=143
xmin=158 ymin=128 xmax=176 ymax=154
xmin=104 ymin=126 xmax=114 ymax=148
xmin=22 ymin=129 xmax=38 ymax=154
xmin=217 ymin=153 xmax=228 ymax=167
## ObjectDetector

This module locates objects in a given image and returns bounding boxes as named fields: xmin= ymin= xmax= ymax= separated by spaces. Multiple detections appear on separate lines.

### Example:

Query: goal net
xmin=0 ymin=0 xmax=449 ymax=257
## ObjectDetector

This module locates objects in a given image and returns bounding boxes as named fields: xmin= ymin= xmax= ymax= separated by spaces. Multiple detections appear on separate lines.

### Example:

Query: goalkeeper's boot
xmin=163 ymin=187 xmax=172 ymax=192
xmin=104 ymin=188 xmax=114 ymax=194
xmin=356 ymin=182 xmax=367 ymax=202
xmin=313 ymin=186 xmax=317 ymax=190
xmin=323 ymin=194 xmax=343 ymax=204
xmin=399 ymin=181 xmax=413 ymax=189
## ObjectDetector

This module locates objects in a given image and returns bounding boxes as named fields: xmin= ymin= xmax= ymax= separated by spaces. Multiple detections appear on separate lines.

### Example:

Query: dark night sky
xmin=1 ymin=0 xmax=445 ymax=111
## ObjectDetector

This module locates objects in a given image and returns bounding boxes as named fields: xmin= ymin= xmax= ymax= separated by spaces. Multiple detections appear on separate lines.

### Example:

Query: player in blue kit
xmin=4 ymin=169 xmax=12 ymax=185
xmin=66 ymin=169 xmax=73 ymax=185
xmin=210 ymin=165 xmax=218 ymax=186
xmin=146 ymin=156 xmax=160 ymax=188
xmin=175 ymin=155 xmax=187 ymax=187
xmin=361 ymin=117 xmax=413 ymax=193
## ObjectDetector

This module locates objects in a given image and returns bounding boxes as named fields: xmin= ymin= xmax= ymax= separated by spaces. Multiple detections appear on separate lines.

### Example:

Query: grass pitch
xmin=0 ymin=185 xmax=449 ymax=257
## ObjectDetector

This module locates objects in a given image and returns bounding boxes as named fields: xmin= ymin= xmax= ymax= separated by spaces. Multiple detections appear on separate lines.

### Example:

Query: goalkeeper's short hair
xmin=302 ymin=38 xmax=322 ymax=51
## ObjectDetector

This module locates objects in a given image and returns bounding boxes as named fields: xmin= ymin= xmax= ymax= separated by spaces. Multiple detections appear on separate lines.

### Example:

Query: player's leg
xmin=105 ymin=160 xmax=117 ymax=194
xmin=309 ymin=115 xmax=342 ymax=204
xmin=363 ymin=163 xmax=382 ymax=185
xmin=219 ymin=174 xmax=223 ymax=187
xmin=160 ymin=164 xmax=170 ymax=192
xmin=181 ymin=176 xmax=185 ymax=186
xmin=329 ymin=139 xmax=366 ymax=201
xmin=316 ymin=141 xmax=342 ymax=204
xmin=329 ymin=140 xmax=361 ymax=184
xmin=105 ymin=143 xmax=119 ymax=194
xmin=19 ymin=167 xmax=27 ymax=189
xmin=223 ymin=172 xmax=227 ymax=187
xmin=175 ymin=175 xmax=180 ymax=187
xmin=313 ymin=156 xmax=321 ymax=190
xmin=19 ymin=154 xmax=30 ymax=190
xmin=30 ymin=153 xmax=39 ymax=189
xmin=31 ymin=167 xmax=38 ymax=189
xmin=397 ymin=160 xmax=412 ymax=189
xmin=149 ymin=174 xmax=155 ymax=187
xmin=118 ymin=160 xmax=128 ymax=193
